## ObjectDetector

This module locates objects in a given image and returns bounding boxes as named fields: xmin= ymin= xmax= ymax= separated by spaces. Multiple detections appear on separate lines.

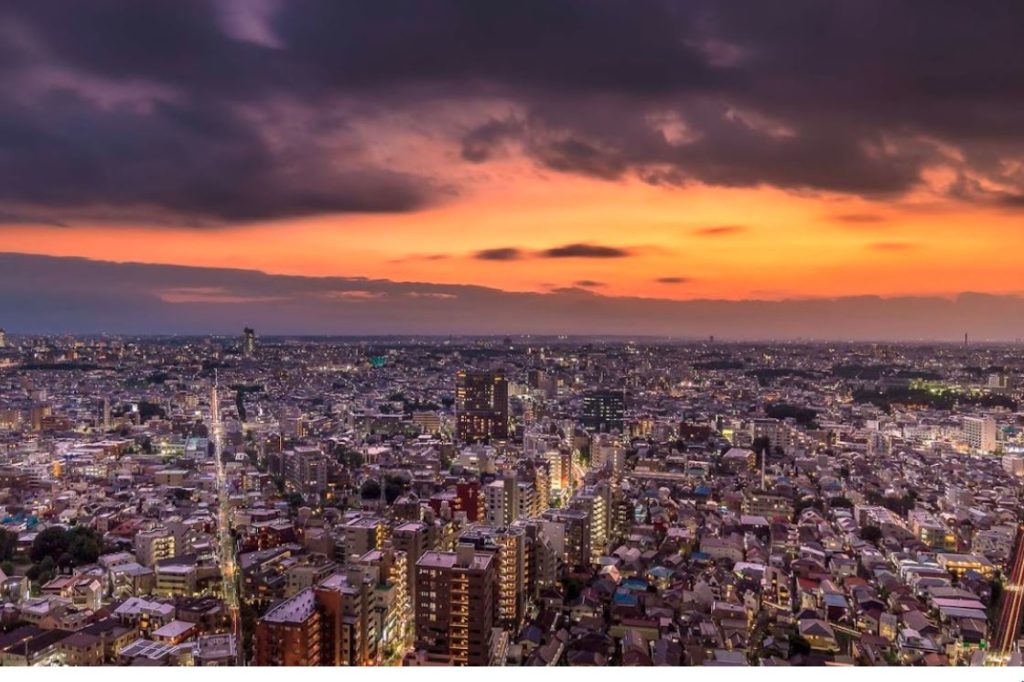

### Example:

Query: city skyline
xmin=2 ymin=2 xmax=1024 ymax=317
xmin=3 ymin=2 xmax=1024 ymax=671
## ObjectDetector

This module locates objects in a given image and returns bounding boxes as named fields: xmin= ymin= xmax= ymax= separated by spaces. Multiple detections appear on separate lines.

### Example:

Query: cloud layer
xmin=3 ymin=252 xmax=1023 ymax=340
xmin=2 ymin=2 xmax=1024 ymax=226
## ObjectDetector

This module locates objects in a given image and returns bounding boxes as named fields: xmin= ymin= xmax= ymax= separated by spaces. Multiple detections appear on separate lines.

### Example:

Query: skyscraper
xmin=242 ymin=327 xmax=256 ymax=357
xmin=455 ymin=370 xmax=508 ymax=443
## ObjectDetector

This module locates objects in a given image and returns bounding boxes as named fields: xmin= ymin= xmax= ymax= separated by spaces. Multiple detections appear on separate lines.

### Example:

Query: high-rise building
xmin=484 ymin=471 xmax=522 ymax=527
xmin=29 ymin=403 xmax=51 ymax=432
xmin=458 ymin=526 xmax=527 ymax=630
xmin=455 ymin=370 xmax=508 ymax=443
xmin=513 ymin=519 xmax=557 ymax=600
xmin=284 ymin=446 xmax=328 ymax=497
xmin=100 ymin=397 xmax=111 ymax=431
xmin=242 ymin=327 xmax=256 ymax=357
xmin=254 ymin=588 xmax=322 ymax=666
xmin=751 ymin=417 xmax=792 ymax=452
xmin=963 ymin=416 xmax=997 ymax=452
xmin=357 ymin=546 xmax=410 ymax=660
xmin=542 ymin=507 xmax=591 ymax=569
xmin=316 ymin=569 xmax=379 ymax=666
xmin=0 ymin=328 xmax=6 ymax=348
xmin=572 ymin=482 xmax=611 ymax=562
xmin=393 ymin=521 xmax=430 ymax=609
xmin=581 ymin=389 xmax=625 ymax=433
xmin=591 ymin=435 xmax=625 ymax=478
xmin=414 ymin=547 xmax=495 ymax=666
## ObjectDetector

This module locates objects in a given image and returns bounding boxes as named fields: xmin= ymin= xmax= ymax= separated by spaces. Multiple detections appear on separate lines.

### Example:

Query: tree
xmin=752 ymin=436 xmax=771 ymax=458
xmin=794 ymin=498 xmax=822 ymax=520
xmin=360 ymin=477 xmax=407 ymax=504
xmin=860 ymin=525 xmax=883 ymax=544
xmin=0 ymin=529 xmax=16 ymax=561
xmin=336 ymin=448 xmax=363 ymax=469
xmin=789 ymin=635 xmax=812 ymax=657
xmin=560 ymin=577 xmax=584 ymax=602
xmin=30 ymin=526 xmax=102 ymax=568
xmin=360 ymin=479 xmax=381 ymax=500
xmin=27 ymin=555 xmax=55 ymax=584
xmin=30 ymin=527 xmax=69 ymax=563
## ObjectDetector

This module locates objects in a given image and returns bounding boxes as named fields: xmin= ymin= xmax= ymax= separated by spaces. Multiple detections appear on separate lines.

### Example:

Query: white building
xmin=962 ymin=416 xmax=996 ymax=453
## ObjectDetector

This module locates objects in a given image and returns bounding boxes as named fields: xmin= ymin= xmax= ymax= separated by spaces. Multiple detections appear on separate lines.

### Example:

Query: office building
xmin=284 ymin=446 xmax=328 ymax=497
xmin=455 ymin=370 xmax=508 ymax=443
xmin=581 ymin=389 xmax=625 ymax=433
xmin=963 ymin=416 xmax=997 ymax=452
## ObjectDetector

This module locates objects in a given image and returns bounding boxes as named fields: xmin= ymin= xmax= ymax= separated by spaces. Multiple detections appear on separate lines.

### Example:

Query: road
xmin=990 ymin=523 xmax=1024 ymax=665
xmin=210 ymin=379 xmax=245 ymax=665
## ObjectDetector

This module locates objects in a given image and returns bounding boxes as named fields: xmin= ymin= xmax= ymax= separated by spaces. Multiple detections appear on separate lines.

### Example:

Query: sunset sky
xmin=2 ymin=2 xmax=1024 ymax=334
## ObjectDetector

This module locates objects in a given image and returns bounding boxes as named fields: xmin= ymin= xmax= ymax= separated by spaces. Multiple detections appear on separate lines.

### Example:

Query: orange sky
xmin=4 ymin=157 xmax=1022 ymax=301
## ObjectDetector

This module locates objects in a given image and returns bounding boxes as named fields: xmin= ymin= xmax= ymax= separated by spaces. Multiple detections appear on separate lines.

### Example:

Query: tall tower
xmin=242 ymin=327 xmax=256 ymax=357
xmin=0 ymin=328 xmax=6 ymax=348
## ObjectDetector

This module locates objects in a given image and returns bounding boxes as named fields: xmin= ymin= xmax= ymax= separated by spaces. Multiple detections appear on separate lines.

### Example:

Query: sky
xmin=2 ymin=2 xmax=1024 ymax=336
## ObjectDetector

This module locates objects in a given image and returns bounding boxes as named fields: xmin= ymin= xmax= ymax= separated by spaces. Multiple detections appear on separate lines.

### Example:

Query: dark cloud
xmin=474 ymin=247 xmax=523 ymax=261
xmin=0 ymin=83 xmax=431 ymax=224
xmin=461 ymin=118 xmax=524 ymax=163
xmin=474 ymin=244 xmax=630 ymax=260
xmin=832 ymin=212 xmax=886 ymax=224
xmin=0 ymin=211 xmax=67 ymax=228
xmin=574 ymin=280 xmax=605 ymax=287
xmin=547 ymin=286 xmax=598 ymax=296
xmin=2 ymin=1 xmax=1024 ymax=226
xmin=4 ymin=252 xmax=1024 ymax=340
xmin=540 ymin=243 xmax=631 ymax=258
xmin=693 ymin=225 xmax=746 ymax=236
xmin=656 ymin=277 xmax=690 ymax=284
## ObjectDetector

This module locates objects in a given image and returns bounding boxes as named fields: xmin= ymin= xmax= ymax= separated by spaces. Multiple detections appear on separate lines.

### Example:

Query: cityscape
xmin=2 ymin=0 xmax=1024 ymax=673
xmin=0 ymin=332 xmax=1022 ymax=667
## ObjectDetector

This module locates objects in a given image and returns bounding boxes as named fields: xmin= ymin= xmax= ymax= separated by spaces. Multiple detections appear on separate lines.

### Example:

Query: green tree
xmin=30 ymin=526 xmax=102 ymax=568
xmin=0 ymin=529 xmax=16 ymax=561
xmin=860 ymin=525 xmax=883 ymax=544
